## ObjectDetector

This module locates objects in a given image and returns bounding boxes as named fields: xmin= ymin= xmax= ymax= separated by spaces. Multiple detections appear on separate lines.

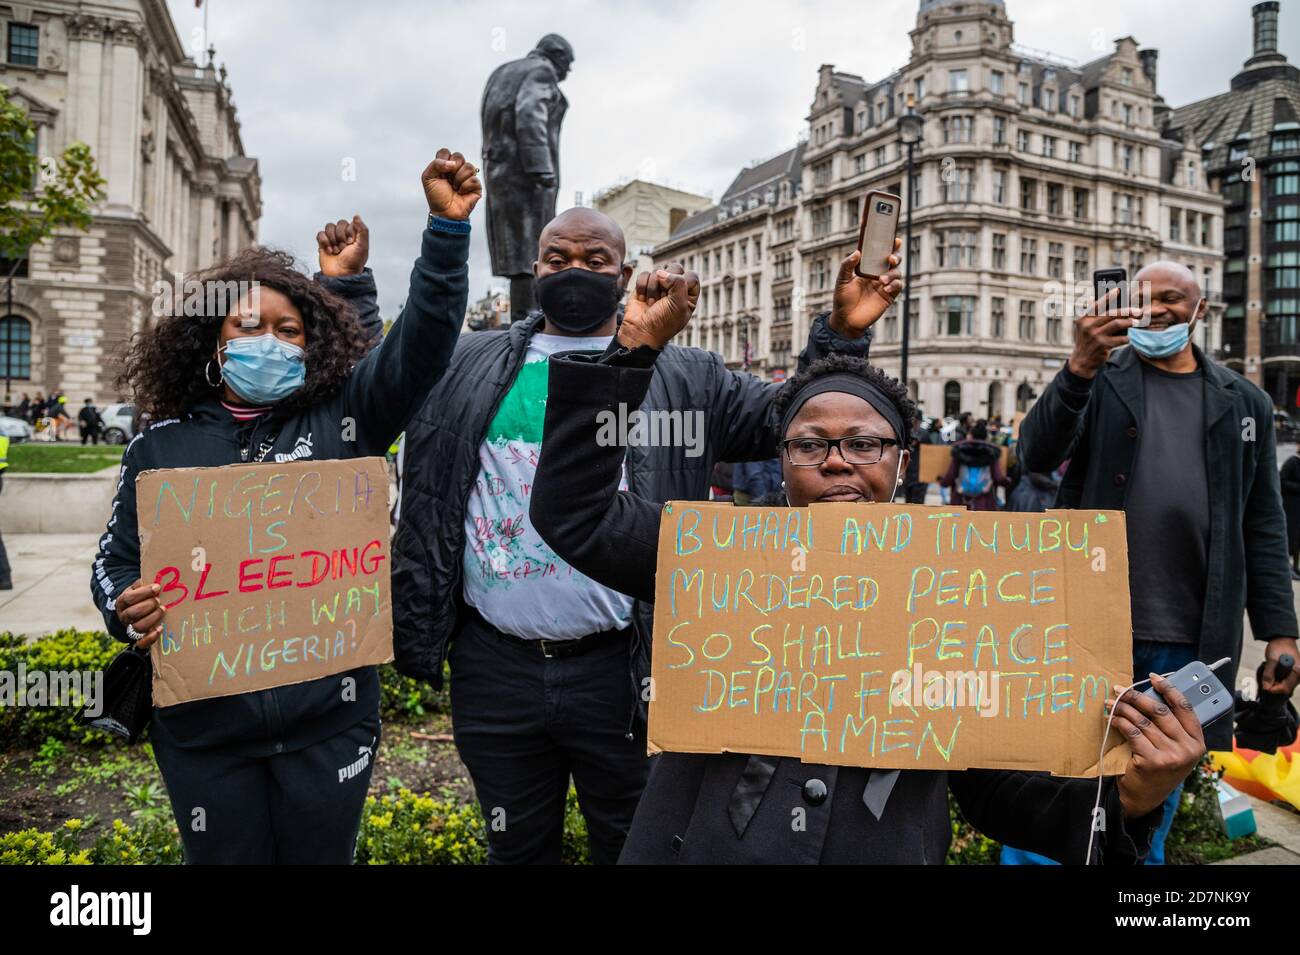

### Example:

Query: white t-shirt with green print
xmin=462 ymin=333 xmax=635 ymax=640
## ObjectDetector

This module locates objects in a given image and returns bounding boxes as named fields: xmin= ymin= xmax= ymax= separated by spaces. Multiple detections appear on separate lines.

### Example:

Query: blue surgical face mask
xmin=218 ymin=333 xmax=306 ymax=404
xmin=1127 ymin=323 xmax=1190 ymax=360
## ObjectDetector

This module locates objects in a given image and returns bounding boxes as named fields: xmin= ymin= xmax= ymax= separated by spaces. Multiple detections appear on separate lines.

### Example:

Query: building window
xmin=854 ymin=153 xmax=867 ymax=175
xmin=1122 ymin=103 xmax=1133 ymax=126
xmin=944 ymin=381 xmax=962 ymax=418
xmin=1121 ymin=67 xmax=1134 ymax=86
xmin=1018 ymin=82 xmax=1030 ymax=106
xmin=943 ymin=166 xmax=974 ymax=203
xmin=1122 ymin=145 xmax=1135 ymax=173
xmin=1048 ymin=242 xmax=1064 ymax=279
xmin=875 ymin=146 xmax=887 ymax=166
xmin=1047 ymin=183 xmax=1063 ymax=216
xmin=7 ymin=24 xmax=38 ymax=67
xmin=1073 ymin=246 xmax=1090 ymax=281
xmin=814 ymin=161 xmax=832 ymax=187
xmin=992 ymin=170 xmax=1006 ymax=205
xmin=1073 ymin=187 xmax=1089 ymax=219
xmin=844 ymin=197 xmax=860 ymax=231
xmin=908 ymin=234 xmax=922 ymax=267
xmin=1047 ymin=314 xmax=1063 ymax=343
xmin=1020 ymin=237 xmax=1038 ymax=274
xmin=991 ymin=71 xmax=1004 ymax=95
xmin=948 ymin=69 xmax=968 ymax=93
xmin=0 ymin=315 xmax=32 ymax=379
xmin=992 ymin=233 xmax=1007 ymax=270
xmin=811 ymin=206 xmax=833 ymax=238
xmin=1068 ymin=95 xmax=1080 ymax=118
xmin=915 ymin=76 xmax=927 ymax=100
xmin=1068 ymin=141 xmax=1082 ymax=163
xmin=1017 ymin=130 xmax=1030 ymax=152
xmin=993 ymin=116 xmax=1006 ymax=145
xmin=1042 ymin=136 xmax=1057 ymax=159
xmin=935 ymin=296 xmax=975 ymax=336
xmin=1018 ymin=300 xmax=1036 ymax=340
xmin=991 ymin=297 xmax=1005 ymax=337
xmin=1170 ymin=208 xmax=1182 ymax=242
xmin=1020 ymin=177 xmax=1037 ymax=211
xmin=942 ymin=115 xmax=973 ymax=143
xmin=811 ymin=258 xmax=830 ymax=290
xmin=1115 ymin=192 xmax=1139 ymax=225
xmin=948 ymin=230 xmax=977 ymax=267
xmin=1272 ymin=134 xmax=1300 ymax=155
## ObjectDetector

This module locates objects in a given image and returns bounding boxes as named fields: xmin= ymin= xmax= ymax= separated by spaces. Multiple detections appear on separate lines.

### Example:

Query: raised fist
xmin=317 ymin=215 xmax=369 ymax=277
xmin=422 ymin=149 xmax=483 ymax=222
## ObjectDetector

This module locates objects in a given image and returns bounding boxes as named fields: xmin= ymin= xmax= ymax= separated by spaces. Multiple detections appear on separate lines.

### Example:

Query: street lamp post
xmin=3 ymin=255 xmax=26 ymax=410
xmin=897 ymin=97 xmax=924 ymax=392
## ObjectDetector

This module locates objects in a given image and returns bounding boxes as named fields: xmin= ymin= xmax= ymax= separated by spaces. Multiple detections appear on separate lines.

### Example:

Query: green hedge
xmin=2 ymin=790 xmax=591 ymax=865
xmin=1 ymin=629 xmax=447 ymax=747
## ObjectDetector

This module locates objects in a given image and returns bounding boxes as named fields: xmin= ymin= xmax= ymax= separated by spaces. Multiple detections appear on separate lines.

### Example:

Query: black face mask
xmin=535 ymin=268 xmax=623 ymax=334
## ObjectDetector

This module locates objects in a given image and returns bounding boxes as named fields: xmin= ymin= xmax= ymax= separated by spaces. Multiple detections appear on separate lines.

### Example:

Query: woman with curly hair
xmin=89 ymin=149 xmax=481 ymax=864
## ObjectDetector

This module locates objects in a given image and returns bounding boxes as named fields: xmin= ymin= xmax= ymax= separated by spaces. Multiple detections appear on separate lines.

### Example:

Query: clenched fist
xmin=829 ymin=238 xmax=904 ymax=340
xmin=423 ymin=149 xmax=482 ymax=222
xmin=317 ymin=215 xmax=369 ymax=277
xmin=115 ymin=578 xmax=164 ymax=649
xmin=618 ymin=263 xmax=700 ymax=351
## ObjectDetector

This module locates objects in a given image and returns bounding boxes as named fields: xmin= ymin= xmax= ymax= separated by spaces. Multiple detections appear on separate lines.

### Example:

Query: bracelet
xmin=427 ymin=213 xmax=471 ymax=234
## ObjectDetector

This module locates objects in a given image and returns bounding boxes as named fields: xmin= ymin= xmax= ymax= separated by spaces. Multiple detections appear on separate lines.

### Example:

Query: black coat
xmin=89 ymin=226 xmax=469 ymax=755
xmin=480 ymin=51 xmax=567 ymax=276
xmin=1281 ymin=455 xmax=1300 ymax=556
xmin=1018 ymin=345 xmax=1299 ymax=751
xmin=527 ymin=350 xmax=1159 ymax=864
xmin=391 ymin=314 xmax=870 ymax=694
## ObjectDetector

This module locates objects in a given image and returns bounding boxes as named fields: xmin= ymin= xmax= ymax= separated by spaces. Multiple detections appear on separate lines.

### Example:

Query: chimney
xmin=1138 ymin=49 xmax=1158 ymax=87
xmin=1252 ymin=2 xmax=1280 ymax=58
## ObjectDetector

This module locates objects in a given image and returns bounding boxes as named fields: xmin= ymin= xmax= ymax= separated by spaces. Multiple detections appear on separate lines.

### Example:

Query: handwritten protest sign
xmin=650 ymin=503 xmax=1133 ymax=776
xmin=137 ymin=458 xmax=393 ymax=707
xmin=916 ymin=443 xmax=1011 ymax=484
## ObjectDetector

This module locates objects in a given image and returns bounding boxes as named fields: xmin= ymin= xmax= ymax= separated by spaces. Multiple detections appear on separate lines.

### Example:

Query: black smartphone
xmin=1092 ymin=267 xmax=1129 ymax=319
xmin=854 ymin=191 xmax=901 ymax=279
xmin=1142 ymin=660 xmax=1233 ymax=727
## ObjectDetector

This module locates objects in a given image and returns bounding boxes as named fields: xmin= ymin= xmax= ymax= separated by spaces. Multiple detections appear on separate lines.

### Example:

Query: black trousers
xmin=151 ymin=711 xmax=380 ymax=864
xmin=0 ymin=474 xmax=10 ymax=586
xmin=449 ymin=611 xmax=649 ymax=864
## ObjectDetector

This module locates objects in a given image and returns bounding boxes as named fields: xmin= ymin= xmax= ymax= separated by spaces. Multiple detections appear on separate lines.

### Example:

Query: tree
xmin=0 ymin=84 xmax=106 ymax=261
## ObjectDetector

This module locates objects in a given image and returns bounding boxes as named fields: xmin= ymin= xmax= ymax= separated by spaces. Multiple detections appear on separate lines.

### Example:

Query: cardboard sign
xmin=916 ymin=442 xmax=1010 ymax=484
xmin=137 ymin=457 xmax=394 ymax=707
xmin=649 ymin=503 xmax=1132 ymax=777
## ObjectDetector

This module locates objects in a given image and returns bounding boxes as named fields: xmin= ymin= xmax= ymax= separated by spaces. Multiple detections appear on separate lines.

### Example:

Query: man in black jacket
xmin=1015 ymin=261 xmax=1300 ymax=864
xmin=392 ymin=208 xmax=899 ymax=863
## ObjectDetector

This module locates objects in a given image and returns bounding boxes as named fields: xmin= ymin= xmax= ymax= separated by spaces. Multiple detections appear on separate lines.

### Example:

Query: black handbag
xmin=78 ymin=644 xmax=153 ymax=743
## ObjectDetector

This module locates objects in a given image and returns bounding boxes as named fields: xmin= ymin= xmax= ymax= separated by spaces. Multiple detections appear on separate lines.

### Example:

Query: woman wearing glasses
xmin=528 ymin=265 xmax=1205 ymax=864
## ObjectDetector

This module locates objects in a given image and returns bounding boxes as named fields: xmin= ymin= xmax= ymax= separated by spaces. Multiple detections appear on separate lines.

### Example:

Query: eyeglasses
xmin=781 ymin=434 xmax=899 ymax=467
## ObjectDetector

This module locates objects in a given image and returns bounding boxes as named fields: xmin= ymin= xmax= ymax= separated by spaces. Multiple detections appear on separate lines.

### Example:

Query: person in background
xmin=1281 ymin=452 xmax=1300 ymax=580
xmin=77 ymin=398 xmax=103 ymax=445
xmin=902 ymin=412 xmax=943 ymax=504
xmin=0 ymin=431 xmax=10 ymax=590
xmin=733 ymin=456 xmax=782 ymax=505
xmin=89 ymin=148 xmax=478 ymax=864
xmin=939 ymin=419 xmax=1009 ymax=511
xmin=1012 ymin=261 xmax=1300 ymax=865
xmin=16 ymin=393 xmax=30 ymax=422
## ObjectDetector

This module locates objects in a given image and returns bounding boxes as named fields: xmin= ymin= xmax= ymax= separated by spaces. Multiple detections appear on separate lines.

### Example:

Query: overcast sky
xmin=165 ymin=0 xmax=1299 ymax=316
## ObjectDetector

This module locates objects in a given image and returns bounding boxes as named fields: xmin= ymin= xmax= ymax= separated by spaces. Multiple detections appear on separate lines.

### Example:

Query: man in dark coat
xmin=391 ymin=211 xmax=898 ymax=864
xmin=480 ymin=34 xmax=573 ymax=322
xmin=1281 ymin=453 xmax=1300 ymax=579
xmin=1014 ymin=261 xmax=1300 ymax=864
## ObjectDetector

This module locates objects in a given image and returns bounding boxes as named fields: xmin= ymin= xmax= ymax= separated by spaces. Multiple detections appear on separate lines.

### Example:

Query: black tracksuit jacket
xmin=89 ymin=224 xmax=469 ymax=756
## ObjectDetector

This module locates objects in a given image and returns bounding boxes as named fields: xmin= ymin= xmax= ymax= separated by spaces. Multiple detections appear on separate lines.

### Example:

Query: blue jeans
xmin=998 ymin=641 xmax=1198 ymax=865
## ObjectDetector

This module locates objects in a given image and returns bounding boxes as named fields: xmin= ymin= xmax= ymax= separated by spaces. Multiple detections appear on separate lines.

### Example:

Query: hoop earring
xmin=205 ymin=360 xmax=223 ymax=388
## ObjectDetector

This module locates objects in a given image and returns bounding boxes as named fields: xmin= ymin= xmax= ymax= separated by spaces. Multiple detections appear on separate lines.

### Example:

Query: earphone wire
xmin=1085 ymin=671 xmax=1167 ymax=865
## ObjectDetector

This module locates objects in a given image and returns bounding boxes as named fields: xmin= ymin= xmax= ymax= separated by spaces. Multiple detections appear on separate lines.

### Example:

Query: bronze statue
xmin=480 ymin=34 xmax=574 ymax=323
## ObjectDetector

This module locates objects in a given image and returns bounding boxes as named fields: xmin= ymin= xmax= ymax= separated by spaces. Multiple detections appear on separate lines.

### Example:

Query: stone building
xmin=651 ymin=0 xmax=1226 ymax=419
xmin=0 ymin=0 xmax=260 ymax=404
xmin=1165 ymin=2 xmax=1300 ymax=411
xmin=592 ymin=178 xmax=712 ymax=276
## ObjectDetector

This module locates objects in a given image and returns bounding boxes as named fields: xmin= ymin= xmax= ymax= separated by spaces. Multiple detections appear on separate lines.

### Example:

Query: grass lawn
xmin=7 ymin=442 xmax=124 ymax=474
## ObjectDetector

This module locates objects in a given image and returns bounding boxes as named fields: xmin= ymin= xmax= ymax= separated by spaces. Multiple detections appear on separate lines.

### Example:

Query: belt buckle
xmin=539 ymin=639 xmax=557 ymax=659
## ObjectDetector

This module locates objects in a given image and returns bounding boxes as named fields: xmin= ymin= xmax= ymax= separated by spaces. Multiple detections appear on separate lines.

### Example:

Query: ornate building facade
xmin=652 ymin=0 xmax=1226 ymax=421
xmin=0 ymin=0 xmax=260 ymax=403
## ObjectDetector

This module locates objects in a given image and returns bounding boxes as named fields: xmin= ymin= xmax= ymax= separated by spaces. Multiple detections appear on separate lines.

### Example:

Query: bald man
xmin=1014 ymin=262 xmax=1299 ymax=866
xmin=390 ymin=205 xmax=894 ymax=864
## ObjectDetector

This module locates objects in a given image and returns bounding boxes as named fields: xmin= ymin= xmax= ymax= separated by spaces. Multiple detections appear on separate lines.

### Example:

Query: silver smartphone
xmin=854 ymin=191 xmax=900 ymax=279
xmin=1141 ymin=660 xmax=1233 ymax=727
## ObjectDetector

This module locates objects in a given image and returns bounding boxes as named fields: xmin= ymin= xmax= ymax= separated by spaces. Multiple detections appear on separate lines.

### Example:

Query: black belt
xmin=470 ymin=607 xmax=629 ymax=659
